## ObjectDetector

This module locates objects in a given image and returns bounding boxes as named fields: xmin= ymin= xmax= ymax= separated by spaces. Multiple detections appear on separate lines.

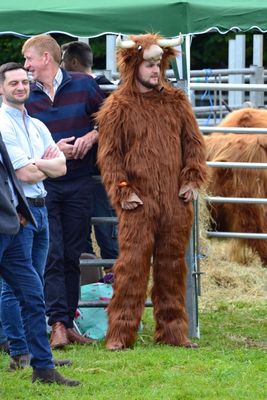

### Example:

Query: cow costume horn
xmin=116 ymin=33 xmax=184 ymax=49
xmin=116 ymin=35 xmax=136 ymax=49
xmin=157 ymin=33 xmax=184 ymax=47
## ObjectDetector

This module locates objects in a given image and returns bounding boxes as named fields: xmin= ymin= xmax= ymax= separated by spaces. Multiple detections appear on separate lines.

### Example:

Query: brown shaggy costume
xmin=96 ymin=33 xmax=207 ymax=349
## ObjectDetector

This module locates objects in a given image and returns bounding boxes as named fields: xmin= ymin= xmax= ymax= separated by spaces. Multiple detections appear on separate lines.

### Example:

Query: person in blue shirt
xmin=0 ymin=62 xmax=69 ymax=373
xmin=0 ymin=124 xmax=78 ymax=385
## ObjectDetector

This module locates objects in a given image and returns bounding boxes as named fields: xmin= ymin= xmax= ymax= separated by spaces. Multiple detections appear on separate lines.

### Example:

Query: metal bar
xmin=190 ymin=68 xmax=254 ymax=77
xmin=206 ymin=196 xmax=267 ymax=204
xmin=191 ymin=83 xmax=267 ymax=91
xmin=207 ymin=232 xmax=267 ymax=239
xmin=91 ymin=217 xmax=118 ymax=225
xmin=193 ymin=105 xmax=237 ymax=113
xmin=80 ymin=259 xmax=115 ymax=267
xmin=111 ymin=68 xmax=255 ymax=80
xmin=201 ymin=127 xmax=267 ymax=134
xmin=207 ymin=161 xmax=267 ymax=169
xmin=78 ymin=300 xmax=153 ymax=308
xmin=193 ymin=200 xmax=201 ymax=296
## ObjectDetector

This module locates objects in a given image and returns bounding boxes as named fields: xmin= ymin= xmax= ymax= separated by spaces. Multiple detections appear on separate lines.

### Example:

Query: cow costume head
xmin=116 ymin=33 xmax=183 ymax=90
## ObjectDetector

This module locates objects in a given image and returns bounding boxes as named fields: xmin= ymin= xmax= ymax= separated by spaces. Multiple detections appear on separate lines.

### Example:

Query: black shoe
xmin=53 ymin=359 xmax=73 ymax=367
xmin=9 ymin=354 xmax=30 ymax=370
xmin=0 ymin=341 xmax=9 ymax=354
xmin=32 ymin=368 xmax=80 ymax=386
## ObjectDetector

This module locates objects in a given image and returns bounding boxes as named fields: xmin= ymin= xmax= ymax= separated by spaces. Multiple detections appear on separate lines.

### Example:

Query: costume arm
xmin=178 ymin=91 xmax=207 ymax=190
xmin=96 ymin=97 xmax=134 ymax=208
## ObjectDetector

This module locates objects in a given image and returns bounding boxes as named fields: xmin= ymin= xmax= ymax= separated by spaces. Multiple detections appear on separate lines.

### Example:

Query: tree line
xmin=0 ymin=31 xmax=266 ymax=71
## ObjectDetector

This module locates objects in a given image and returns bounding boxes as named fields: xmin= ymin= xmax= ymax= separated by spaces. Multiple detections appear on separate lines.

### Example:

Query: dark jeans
xmin=1 ymin=204 xmax=49 ymax=357
xmin=0 ymin=229 xmax=53 ymax=369
xmin=84 ymin=176 xmax=118 ymax=260
xmin=0 ymin=278 xmax=7 ymax=345
xmin=44 ymin=176 xmax=94 ymax=328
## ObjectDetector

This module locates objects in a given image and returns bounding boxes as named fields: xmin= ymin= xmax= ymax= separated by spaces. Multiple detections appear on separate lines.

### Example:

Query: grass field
xmin=0 ymin=300 xmax=266 ymax=400
xmin=0 ymin=239 xmax=266 ymax=400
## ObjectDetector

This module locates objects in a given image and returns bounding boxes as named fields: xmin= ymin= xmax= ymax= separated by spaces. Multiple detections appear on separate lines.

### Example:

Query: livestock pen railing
xmin=205 ymin=160 xmax=267 ymax=240
xmin=196 ymin=127 xmax=267 ymax=282
xmin=102 ymin=65 xmax=267 ymax=125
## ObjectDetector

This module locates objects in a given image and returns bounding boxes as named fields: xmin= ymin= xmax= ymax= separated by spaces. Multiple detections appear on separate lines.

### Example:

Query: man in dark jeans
xmin=61 ymin=41 xmax=118 ymax=270
xmin=0 ymin=134 xmax=79 ymax=385
xmin=0 ymin=62 xmax=66 ymax=370
xmin=22 ymin=34 xmax=104 ymax=349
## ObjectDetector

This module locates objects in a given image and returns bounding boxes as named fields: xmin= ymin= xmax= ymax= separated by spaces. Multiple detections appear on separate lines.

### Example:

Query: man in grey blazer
xmin=0 ymin=134 xmax=80 ymax=386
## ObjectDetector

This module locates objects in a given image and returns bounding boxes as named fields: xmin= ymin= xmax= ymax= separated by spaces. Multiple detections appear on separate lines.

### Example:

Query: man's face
xmin=23 ymin=46 xmax=46 ymax=81
xmin=0 ymin=69 xmax=29 ymax=107
xmin=136 ymin=60 xmax=161 ymax=92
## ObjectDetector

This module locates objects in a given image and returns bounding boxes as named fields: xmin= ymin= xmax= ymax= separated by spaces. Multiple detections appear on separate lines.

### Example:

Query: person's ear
xmin=43 ymin=51 xmax=51 ymax=65
xmin=72 ymin=58 xmax=78 ymax=67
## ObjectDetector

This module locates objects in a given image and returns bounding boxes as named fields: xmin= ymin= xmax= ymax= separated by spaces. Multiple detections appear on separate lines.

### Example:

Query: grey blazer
xmin=0 ymin=134 xmax=36 ymax=235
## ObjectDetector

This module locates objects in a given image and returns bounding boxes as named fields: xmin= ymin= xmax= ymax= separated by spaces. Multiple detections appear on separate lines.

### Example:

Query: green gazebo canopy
xmin=1 ymin=0 xmax=267 ymax=37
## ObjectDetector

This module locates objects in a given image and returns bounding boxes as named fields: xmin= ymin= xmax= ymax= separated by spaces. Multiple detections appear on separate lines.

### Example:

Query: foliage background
xmin=1 ymin=31 xmax=267 ymax=70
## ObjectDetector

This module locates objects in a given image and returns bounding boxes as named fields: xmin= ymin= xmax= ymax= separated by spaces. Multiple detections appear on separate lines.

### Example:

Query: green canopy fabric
xmin=1 ymin=0 xmax=267 ymax=38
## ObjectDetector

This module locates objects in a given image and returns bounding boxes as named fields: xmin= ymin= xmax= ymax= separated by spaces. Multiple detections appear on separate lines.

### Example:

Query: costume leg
xmin=152 ymin=200 xmax=194 ymax=347
xmin=106 ymin=207 xmax=155 ymax=349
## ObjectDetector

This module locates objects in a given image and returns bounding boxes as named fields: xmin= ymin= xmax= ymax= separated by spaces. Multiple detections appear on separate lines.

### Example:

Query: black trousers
xmin=44 ymin=176 xmax=94 ymax=328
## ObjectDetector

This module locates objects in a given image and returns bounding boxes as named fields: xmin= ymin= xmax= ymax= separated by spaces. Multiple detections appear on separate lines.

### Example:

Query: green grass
xmin=0 ymin=300 xmax=266 ymax=400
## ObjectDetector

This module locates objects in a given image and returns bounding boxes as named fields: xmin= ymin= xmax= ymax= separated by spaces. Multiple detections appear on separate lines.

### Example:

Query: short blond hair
xmin=22 ymin=34 xmax=61 ymax=65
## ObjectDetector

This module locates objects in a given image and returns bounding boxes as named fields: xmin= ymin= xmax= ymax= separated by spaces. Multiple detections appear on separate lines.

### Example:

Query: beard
xmin=136 ymin=74 xmax=159 ymax=90
xmin=6 ymin=93 xmax=28 ymax=105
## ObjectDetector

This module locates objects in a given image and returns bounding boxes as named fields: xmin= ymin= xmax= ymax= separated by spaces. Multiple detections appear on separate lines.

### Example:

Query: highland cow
xmin=205 ymin=108 xmax=267 ymax=266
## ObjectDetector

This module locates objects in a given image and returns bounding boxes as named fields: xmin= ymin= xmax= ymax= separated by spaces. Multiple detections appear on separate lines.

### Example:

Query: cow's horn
xmin=157 ymin=33 xmax=184 ymax=47
xmin=116 ymin=34 xmax=136 ymax=49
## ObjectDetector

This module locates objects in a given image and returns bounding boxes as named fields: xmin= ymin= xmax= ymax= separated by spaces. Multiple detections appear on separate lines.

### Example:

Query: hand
xmin=57 ymin=136 xmax=75 ymax=159
xmin=18 ymin=213 xmax=28 ymax=226
xmin=121 ymin=192 xmax=143 ymax=210
xmin=72 ymin=130 xmax=99 ymax=160
xmin=179 ymin=184 xmax=198 ymax=202
xmin=42 ymin=145 xmax=61 ymax=160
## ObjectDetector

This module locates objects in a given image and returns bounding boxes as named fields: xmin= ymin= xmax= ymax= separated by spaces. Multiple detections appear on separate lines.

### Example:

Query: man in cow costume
xmin=96 ymin=33 xmax=207 ymax=350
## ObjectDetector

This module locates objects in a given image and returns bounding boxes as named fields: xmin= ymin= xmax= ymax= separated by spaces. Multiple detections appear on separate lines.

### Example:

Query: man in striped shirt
xmin=22 ymin=34 xmax=105 ymax=349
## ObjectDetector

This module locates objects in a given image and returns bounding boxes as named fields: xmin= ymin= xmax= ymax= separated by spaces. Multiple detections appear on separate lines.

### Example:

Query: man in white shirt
xmin=0 ymin=63 xmax=76 ymax=380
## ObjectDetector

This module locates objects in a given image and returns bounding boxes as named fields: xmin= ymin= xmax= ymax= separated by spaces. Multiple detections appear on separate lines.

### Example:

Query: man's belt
xmin=26 ymin=197 xmax=46 ymax=207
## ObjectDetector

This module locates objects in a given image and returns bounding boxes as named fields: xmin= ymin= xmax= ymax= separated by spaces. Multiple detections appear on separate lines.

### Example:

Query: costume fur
xmin=96 ymin=33 xmax=207 ymax=349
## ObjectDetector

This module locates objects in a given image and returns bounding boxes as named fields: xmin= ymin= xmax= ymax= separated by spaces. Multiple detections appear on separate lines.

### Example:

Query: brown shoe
xmin=67 ymin=328 xmax=95 ymax=345
xmin=32 ymin=368 xmax=80 ymax=386
xmin=50 ymin=322 xmax=69 ymax=349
